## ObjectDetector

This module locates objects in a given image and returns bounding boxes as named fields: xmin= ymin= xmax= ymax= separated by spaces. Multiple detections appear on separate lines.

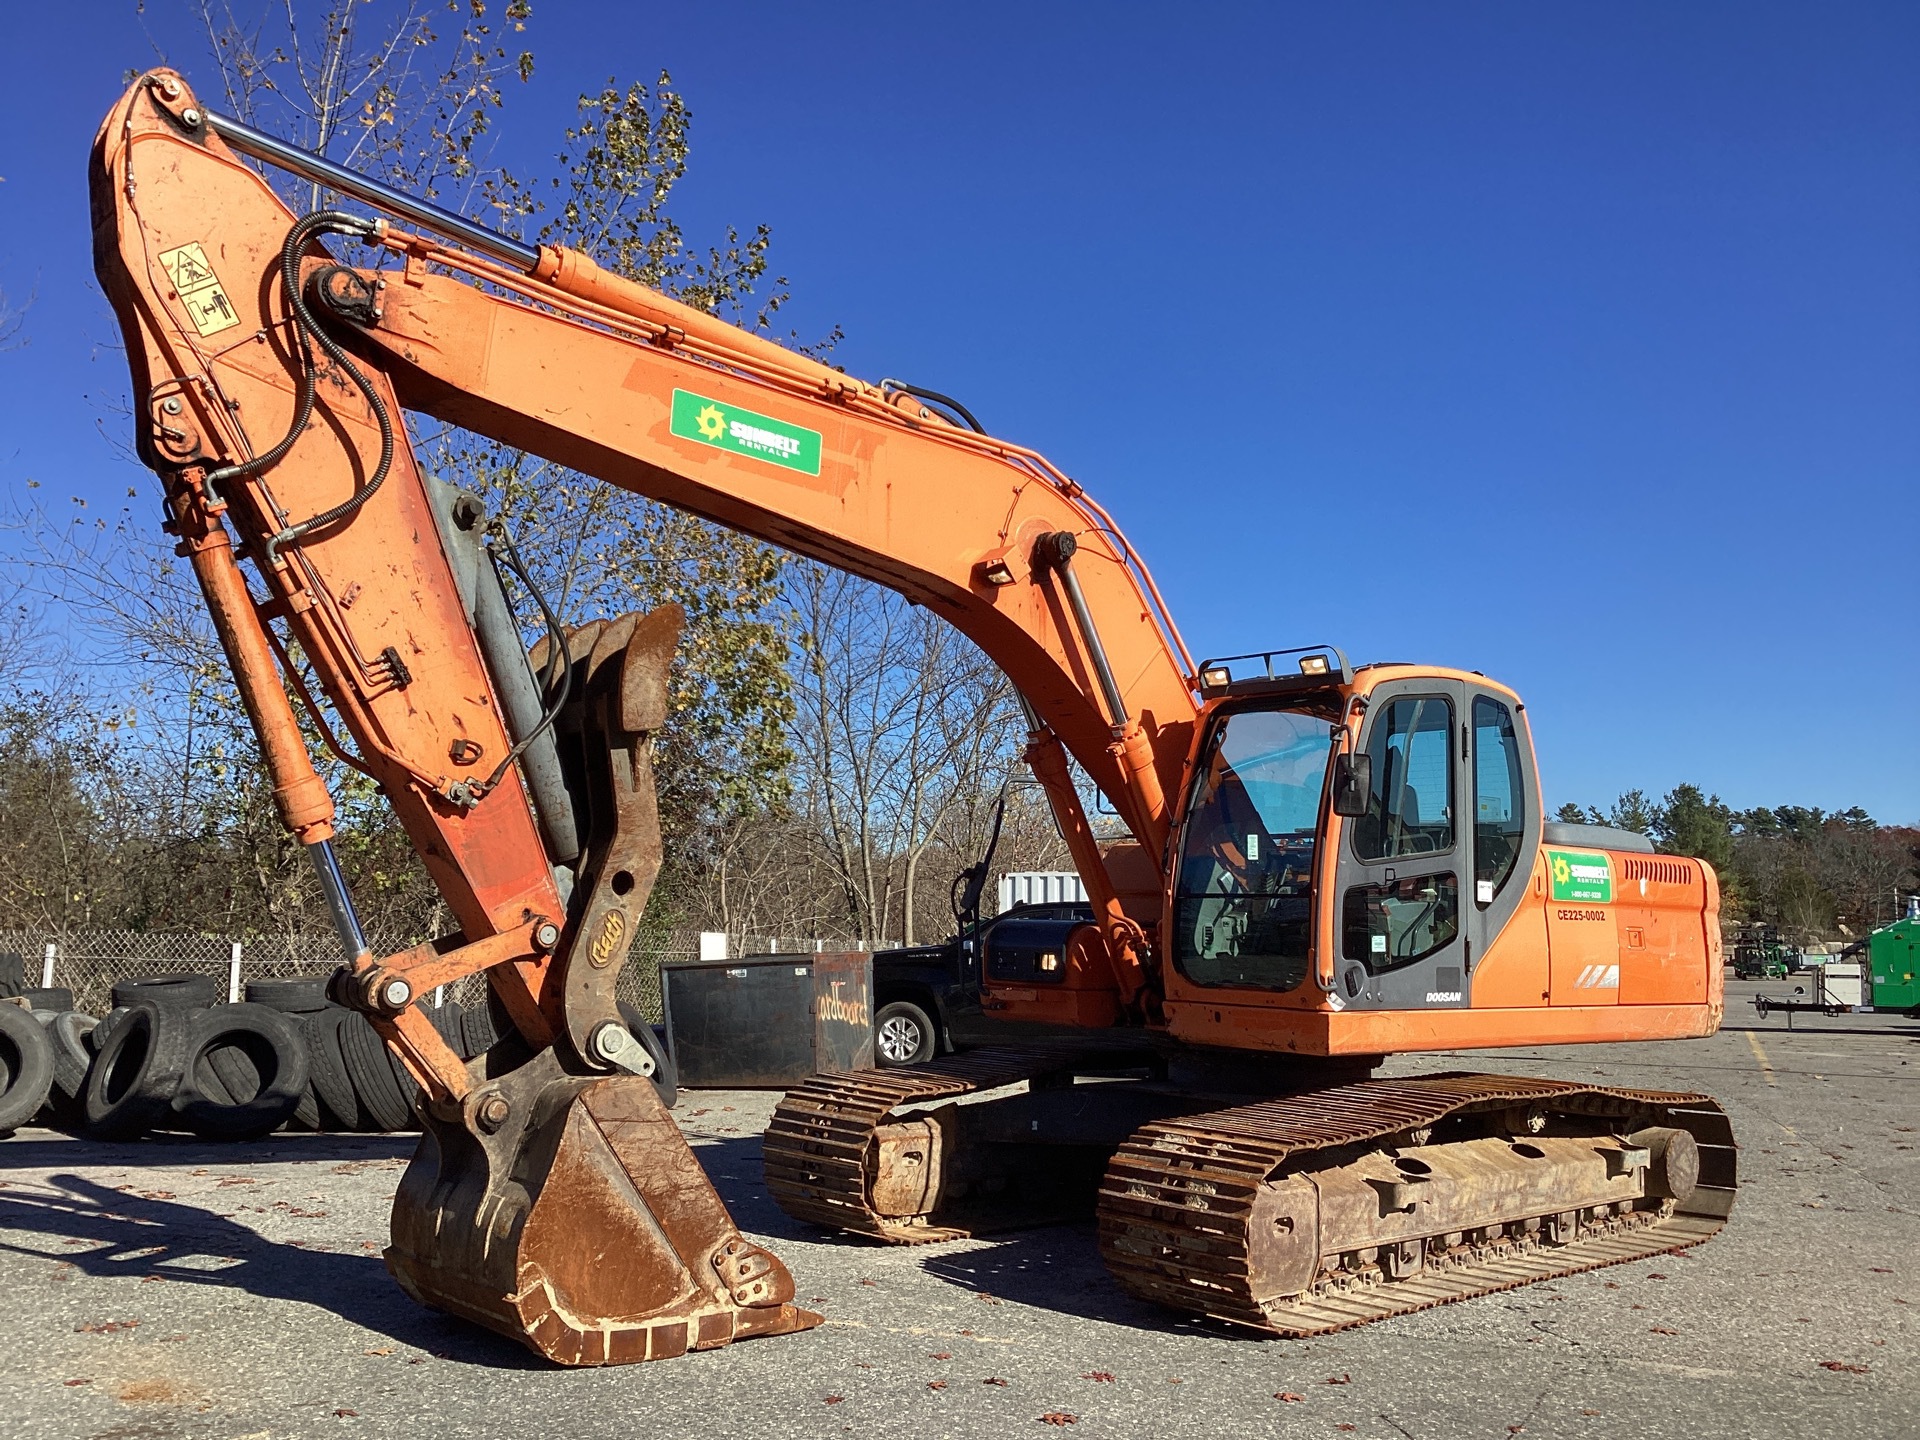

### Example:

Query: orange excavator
xmin=92 ymin=71 xmax=1735 ymax=1366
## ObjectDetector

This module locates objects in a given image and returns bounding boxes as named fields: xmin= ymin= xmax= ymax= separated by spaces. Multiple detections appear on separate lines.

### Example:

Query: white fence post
xmin=41 ymin=942 xmax=56 ymax=989
xmin=228 ymin=940 xmax=243 ymax=1004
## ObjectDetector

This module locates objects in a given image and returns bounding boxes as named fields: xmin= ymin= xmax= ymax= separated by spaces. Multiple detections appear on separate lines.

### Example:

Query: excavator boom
xmin=91 ymin=71 xmax=1736 ymax=1364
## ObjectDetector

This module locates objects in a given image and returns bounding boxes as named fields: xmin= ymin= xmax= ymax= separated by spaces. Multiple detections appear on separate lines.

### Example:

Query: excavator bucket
xmin=386 ymin=1052 xmax=818 ymax=1364
xmin=385 ymin=608 xmax=820 ymax=1363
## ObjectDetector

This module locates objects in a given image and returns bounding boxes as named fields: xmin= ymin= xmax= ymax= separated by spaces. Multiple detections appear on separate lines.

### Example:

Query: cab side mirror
xmin=1332 ymin=752 xmax=1372 ymax=817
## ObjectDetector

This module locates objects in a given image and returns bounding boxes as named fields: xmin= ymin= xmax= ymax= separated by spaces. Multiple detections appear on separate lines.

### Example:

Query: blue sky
xmin=2 ymin=3 xmax=1915 ymax=821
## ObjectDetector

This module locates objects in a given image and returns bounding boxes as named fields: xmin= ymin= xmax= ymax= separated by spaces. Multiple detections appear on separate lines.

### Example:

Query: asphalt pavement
xmin=1 ymin=978 xmax=1913 ymax=1440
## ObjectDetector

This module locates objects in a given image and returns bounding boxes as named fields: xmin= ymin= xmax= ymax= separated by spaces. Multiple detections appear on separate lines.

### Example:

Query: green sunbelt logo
xmin=1547 ymin=849 xmax=1612 ymax=904
xmin=670 ymin=389 xmax=822 ymax=476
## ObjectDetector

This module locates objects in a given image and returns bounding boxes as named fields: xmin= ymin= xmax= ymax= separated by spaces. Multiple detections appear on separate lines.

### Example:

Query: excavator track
xmin=1098 ymin=1071 xmax=1736 ymax=1336
xmin=764 ymin=1047 xmax=1097 ymax=1242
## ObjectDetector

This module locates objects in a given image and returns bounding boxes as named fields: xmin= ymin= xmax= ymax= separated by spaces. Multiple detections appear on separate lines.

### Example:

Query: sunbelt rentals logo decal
xmin=1547 ymin=849 xmax=1613 ymax=904
xmin=670 ymin=389 xmax=822 ymax=476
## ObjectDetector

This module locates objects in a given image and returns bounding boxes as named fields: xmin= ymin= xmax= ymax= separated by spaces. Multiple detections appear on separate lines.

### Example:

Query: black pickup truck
xmin=870 ymin=899 xmax=1093 ymax=1065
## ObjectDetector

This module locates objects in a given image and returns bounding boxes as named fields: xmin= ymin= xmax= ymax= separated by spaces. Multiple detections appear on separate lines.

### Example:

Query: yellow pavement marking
xmin=1746 ymin=1030 xmax=1777 ymax=1086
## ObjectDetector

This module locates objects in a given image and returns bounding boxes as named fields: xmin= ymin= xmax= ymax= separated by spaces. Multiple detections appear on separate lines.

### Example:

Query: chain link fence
xmin=0 ymin=925 xmax=841 ymax=1023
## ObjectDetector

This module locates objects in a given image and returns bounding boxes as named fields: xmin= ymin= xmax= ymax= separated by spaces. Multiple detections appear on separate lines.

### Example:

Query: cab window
xmin=1342 ymin=874 xmax=1461 ymax=971
xmin=1174 ymin=706 xmax=1334 ymax=991
xmin=1351 ymin=696 xmax=1454 ymax=861
xmin=1472 ymin=697 xmax=1526 ymax=898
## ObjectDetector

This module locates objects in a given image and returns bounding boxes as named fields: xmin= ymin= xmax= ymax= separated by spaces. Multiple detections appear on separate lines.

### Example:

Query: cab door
xmin=1330 ymin=680 xmax=1471 ymax=1010
xmin=1461 ymin=687 xmax=1546 ymax=999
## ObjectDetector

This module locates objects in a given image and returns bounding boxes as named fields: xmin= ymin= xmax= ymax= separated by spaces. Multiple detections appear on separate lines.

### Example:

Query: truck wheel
xmin=172 ymin=1004 xmax=310 ymax=1141
xmin=874 ymin=1001 xmax=937 ymax=1067
xmin=0 ymin=1004 xmax=56 ymax=1132
xmin=85 ymin=1003 xmax=189 ymax=1139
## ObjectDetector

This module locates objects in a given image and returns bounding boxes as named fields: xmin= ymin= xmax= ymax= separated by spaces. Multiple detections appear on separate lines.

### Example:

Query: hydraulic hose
xmin=879 ymin=378 xmax=986 ymax=434
xmin=202 ymin=209 xmax=394 ymax=567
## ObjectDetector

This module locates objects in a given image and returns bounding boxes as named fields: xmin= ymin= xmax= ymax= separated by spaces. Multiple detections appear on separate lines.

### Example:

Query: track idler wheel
xmin=386 ymin=1050 xmax=819 ymax=1365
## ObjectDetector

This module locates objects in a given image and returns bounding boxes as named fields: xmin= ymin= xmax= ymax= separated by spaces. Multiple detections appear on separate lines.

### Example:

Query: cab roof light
xmin=1196 ymin=645 xmax=1352 ymax=695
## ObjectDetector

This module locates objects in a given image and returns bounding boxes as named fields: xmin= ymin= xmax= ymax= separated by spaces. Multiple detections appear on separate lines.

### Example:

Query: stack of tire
xmin=0 ymin=973 xmax=495 ymax=1140
xmin=0 ymin=976 xmax=673 ymax=1139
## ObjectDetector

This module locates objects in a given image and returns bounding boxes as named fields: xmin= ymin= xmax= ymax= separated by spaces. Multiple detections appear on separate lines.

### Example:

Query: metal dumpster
xmin=662 ymin=951 xmax=873 ymax=1088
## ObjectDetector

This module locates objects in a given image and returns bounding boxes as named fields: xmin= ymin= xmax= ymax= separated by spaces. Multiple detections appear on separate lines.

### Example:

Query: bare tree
xmin=0 ymin=283 xmax=28 ymax=352
xmin=784 ymin=563 xmax=1032 ymax=944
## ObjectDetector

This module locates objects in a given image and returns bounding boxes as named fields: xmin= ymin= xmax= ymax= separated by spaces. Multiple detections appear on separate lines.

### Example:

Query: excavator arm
xmin=91 ymin=71 xmax=1198 ymax=1362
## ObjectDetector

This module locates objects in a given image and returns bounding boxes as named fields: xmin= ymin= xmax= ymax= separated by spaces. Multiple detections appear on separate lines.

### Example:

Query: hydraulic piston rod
xmin=203 ymin=109 xmax=540 ymax=271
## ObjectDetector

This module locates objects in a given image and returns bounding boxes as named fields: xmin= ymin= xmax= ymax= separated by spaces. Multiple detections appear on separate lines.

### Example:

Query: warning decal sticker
xmin=159 ymin=241 xmax=241 ymax=338
xmin=1547 ymin=849 xmax=1613 ymax=904
xmin=669 ymin=389 xmax=822 ymax=476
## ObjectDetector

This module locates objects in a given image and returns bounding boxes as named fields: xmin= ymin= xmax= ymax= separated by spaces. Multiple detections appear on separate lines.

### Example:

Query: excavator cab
xmin=1173 ymin=649 xmax=1540 ymax=1012
xmin=1163 ymin=647 xmax=1721 ymax=1054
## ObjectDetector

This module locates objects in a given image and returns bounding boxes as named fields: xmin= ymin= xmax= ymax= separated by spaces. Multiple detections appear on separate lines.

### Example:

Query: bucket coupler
xmin=384 ymin=606 xmax=819 ymax=1363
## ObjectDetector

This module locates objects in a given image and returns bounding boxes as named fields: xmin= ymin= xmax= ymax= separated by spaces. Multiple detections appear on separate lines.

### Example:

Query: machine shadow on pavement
xmin=0 ymin=1139 xmax=542 ymax=1369
xmin=916 ymin=1224 xmax=1243 ymax=1338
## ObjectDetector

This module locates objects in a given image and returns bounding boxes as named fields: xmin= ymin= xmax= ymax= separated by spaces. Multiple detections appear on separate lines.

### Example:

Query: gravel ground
xmin=1 ymin=978 xmax=1914 ymax=1440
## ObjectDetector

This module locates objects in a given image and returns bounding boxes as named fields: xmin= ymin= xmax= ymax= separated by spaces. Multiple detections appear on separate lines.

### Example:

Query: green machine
xmin=1868 ymin=908 xmax=1920 ymax=1015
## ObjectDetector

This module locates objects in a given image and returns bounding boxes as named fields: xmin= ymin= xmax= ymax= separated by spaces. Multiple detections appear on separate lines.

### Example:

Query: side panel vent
xmin=1621 ymin=857 xmax=1695 ymax=886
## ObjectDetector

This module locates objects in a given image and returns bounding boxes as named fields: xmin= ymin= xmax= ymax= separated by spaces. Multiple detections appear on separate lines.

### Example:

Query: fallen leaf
xmin=958 ymin=1328 xmax=975 ymax=1336
xmin=1603 ymin=1282 xmax=1620 ymax=1290
xmin=364 ymin=1347 xmax=393 ymax=1356
xmin=1508 ymin=1427 xmax=1526 ymax=1435
xmin=1081 ymin=1371 xmax=1115 ymax=1383
xmin=1869 ymin=1267 xmax=1892 ymax=1274
xmin=1650 ymin=1326 xmax=1678 ymax=1335
xmin=930 ymin=1352 xmax=952 ymax=1361
xmin=983 ymin=1378 xmax=1009 ymax=1386
xmin=62 ymin=1379 xmax=91 ymax=1387
xmin=75 ymin=1320 xmax=139 ymax=1335
xmin=927 ymin=1380 xmax=948 ymax=1391
xmin=1818 ymin=1361 xmax=1868 ymax=1374
xmin=1646 ymin=1273 xmax=1667 ymax=1280
xmin=1039 ymin=1414 xmax=1078 ymax=1427
xmin=824 ymin=1395 xmax=844 ymax=1405
xmin=859 ymin=1279 xmax=877 ymax=1288
xmin=1166 ymin=1377 xmax=1183 ymax=1384
xmin=1325 ymin=1373 xmax=1351 ymax=1385
xmin=1275 ymin=1392 xmax=1306 ymax=1402
xmin=334 ymin=1410 xmax=357 ymax=1418
xmin=1580 ymin=1410 xmax=1601 ymax=1417
xmin=1337 ymin=1426 xmax=1357 ymax=1433
xmin=140 ymin=1191 xmax=174 ymax=1201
